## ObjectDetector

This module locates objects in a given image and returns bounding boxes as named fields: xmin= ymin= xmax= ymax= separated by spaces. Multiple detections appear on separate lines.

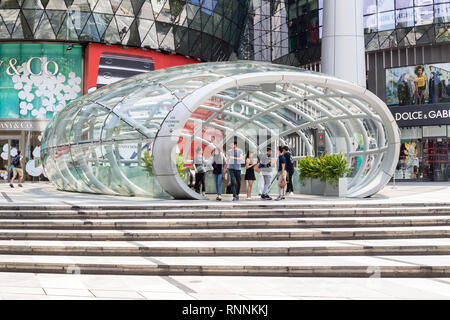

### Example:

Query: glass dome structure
xmin=41 ymin=61 xmax=400 ymax=199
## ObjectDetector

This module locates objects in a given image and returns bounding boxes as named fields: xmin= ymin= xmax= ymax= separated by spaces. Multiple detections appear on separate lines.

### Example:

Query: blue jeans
xmin=228 ymin=169 xmax=241 ymax=198
xmin=213 ymin=173 xmax=223 ymax=195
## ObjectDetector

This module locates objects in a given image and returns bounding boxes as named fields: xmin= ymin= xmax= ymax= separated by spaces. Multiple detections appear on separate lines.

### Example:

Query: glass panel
xmin=378 ymin=0 xmax=394 ymax=12
xmin=414 ymin=5 xmax=434 ymax=25
xmin=396 ymin=8 xmax=415 ymax=27
xmin=378 ymin=10 xmax=395 ymax=31
xmin=435 ymin=3 xmax=450 ymax=23
xmin=396 ymin=0 xmax=414 ymax=9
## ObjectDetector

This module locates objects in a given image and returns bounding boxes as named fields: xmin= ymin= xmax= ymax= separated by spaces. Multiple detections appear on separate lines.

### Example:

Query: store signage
xmin=0 ymin=119 xmax=49 ymax=131
xmin=0 ymin=57 xmax=59 ymax=76
xmin=0 ymin=43 xmax=82 ymax=121
xmin=388 ymin=103 xmax=450 ymax=127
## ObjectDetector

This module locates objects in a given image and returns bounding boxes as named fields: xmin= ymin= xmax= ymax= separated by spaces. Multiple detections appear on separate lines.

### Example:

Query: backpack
xmin=285 ymin=152 xmax=294 ymax=171
xmin=12 ymin=155 xmax=20 ymax=167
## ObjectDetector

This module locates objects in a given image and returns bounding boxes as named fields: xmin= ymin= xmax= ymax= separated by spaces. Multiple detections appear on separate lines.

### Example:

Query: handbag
xmin=278 ymin=173 xmax=286 ymax=188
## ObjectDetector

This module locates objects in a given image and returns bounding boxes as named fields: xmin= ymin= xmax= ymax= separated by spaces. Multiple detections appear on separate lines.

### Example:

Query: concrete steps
xmin=0 ymin=255 xmax=448 ymax=277
xmin=0 ymin=203 xmax=448 ymax=277
xmin=0 ymin=226 xmax=449 ymax=241
xmin=0 ymin=215 xmax=448 ymax=229
xmin=0 ymin=239 xmax=449 ymax=256
xmin=1 ymin=206 xmax=450 ymax=219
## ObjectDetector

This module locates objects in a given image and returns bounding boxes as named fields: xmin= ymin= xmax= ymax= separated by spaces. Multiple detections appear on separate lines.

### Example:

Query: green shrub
xmin=298 ymin=153 xmax=350 ymax=186
xmin=142 ymin=151 xmax=188 ymax=181
xmin=321 ymin=153 xmax=350 ymax=186
xmin=176 ymin=153 xmax=188 ymax=180
xmin=142 ymin=151 xmax=154 ymax=176
xmin=298 ymin=156 xmax=321 ymax=185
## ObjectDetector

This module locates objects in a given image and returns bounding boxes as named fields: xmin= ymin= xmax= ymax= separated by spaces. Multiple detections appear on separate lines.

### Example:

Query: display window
xmin=395 ymin=128 xmax=450 ymax=181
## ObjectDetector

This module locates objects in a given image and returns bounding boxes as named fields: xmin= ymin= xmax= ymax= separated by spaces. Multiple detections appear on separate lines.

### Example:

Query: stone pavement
xmin=0 ymin=181 xmax=449 ymax=300
xmin=0 ymin=272 xmax=449 ymax=300
xmin=1 ymin=180 xmax=450 ymax=205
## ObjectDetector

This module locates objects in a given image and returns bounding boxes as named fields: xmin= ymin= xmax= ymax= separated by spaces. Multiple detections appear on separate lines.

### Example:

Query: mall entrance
xmin=0 ymin=128 xmax=46 ymax=182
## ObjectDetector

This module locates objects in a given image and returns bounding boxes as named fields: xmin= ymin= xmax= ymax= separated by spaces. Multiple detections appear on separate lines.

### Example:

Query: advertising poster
xmin=0 ymin=43 xmax=83 ymax=119
xmin=84 ymin=43 xmax=199 ymax=93
xmin=386 ymin=62 xmax=450 ymax=106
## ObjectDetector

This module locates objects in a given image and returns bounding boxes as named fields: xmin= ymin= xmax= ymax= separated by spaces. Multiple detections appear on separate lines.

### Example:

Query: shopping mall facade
xmin=0 ymin=0 xmax=448 ymax=185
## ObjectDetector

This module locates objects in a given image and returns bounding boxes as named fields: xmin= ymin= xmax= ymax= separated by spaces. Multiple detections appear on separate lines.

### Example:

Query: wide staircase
xmin=0 ymin=202 xmax=449 ymax=277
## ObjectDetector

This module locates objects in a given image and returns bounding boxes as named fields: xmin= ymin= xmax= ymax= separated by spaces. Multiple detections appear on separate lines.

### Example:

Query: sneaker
xmin=9 ymin=183 xmax=13 ymax=188
xmin=232 ymin=197 xmax=238 ymax=201
xmin=275 ymin=197 xmax=282 ymax=201
xmin=246 ymin=197 xmax=252 ymax=200
xmin=217 ymin=195 xmax=222 ymax=201
xmin=289 ymin=192 xmax=294 ymax=196
xmin=18 ymin=184 xmax=23 ymax=187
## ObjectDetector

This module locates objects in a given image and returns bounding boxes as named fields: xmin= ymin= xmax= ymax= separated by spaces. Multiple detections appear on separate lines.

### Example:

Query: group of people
xmin=192 ymin=141 xmax=295 ymax=201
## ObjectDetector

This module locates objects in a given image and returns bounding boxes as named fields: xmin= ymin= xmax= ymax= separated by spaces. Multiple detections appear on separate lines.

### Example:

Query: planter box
xmin=299 ymin=178 xmax=312 ymax=194
xmin=310 ymin=178 xmax=325 ymax=195
xmin=324 ymin=178 xmax=348 ymax=197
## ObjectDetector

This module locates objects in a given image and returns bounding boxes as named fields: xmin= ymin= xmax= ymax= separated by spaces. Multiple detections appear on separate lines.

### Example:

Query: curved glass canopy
xmin=41 ymin=61 xmax=400 ymax=199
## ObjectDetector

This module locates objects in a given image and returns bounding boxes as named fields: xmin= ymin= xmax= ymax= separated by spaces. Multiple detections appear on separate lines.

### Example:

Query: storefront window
xmin=395 ymin=126 xmax=450 ymax=181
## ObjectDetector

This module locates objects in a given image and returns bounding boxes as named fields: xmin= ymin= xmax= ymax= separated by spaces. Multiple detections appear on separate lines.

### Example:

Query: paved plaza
xmin=2 ymin=180 xmax=450 ymax=205
xmin=0 ymin=181 xmax=448 ymax=300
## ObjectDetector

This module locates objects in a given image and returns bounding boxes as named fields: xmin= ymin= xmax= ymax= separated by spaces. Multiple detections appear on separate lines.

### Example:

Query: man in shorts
xmin=10 ymin=150 xmax=24 ymax=188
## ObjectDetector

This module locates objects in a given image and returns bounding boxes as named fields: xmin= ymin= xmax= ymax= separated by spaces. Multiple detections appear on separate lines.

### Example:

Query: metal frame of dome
xmin=41 ymin=61 xmax=400 ymax=199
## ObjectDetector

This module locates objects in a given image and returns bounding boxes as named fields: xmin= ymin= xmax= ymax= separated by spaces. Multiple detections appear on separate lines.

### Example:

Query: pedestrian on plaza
xmin=244 ymin=150 xmax=257 ymax=200
xmin=282 ymin=146 xmax=295 ymax=195
xmin=10 ymin=150 xmax=23 ymax=188
xmin=259 ymin=147 xmax=273 ymax=200
xmin=275 ymin=146 xmax=287 ymax=201
xmin=210 ymin=146 xmax=227 ymax=201
xmin=193 ymin=147 xmax=206 ymax=196
xmin=226 ymin=140 xmax=244 ymax=201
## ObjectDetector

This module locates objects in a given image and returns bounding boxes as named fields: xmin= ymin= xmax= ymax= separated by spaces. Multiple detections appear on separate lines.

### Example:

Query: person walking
xmin=193 ymin=147 xmax=206 ymax=196
xmin=210 ymin=147 xmax=226 ymax=201
xmin=10 ymin=150 xmax=24 ymax=188
xmin=282 ymin=146 xmax=295 ymax=195
xmin=244 ymin=150 xmax=257 ymax=200
xmin=275 ymin=146 xmax=287 ymax=201
xmin=226 ymin=140 xmax=244 ymax=201
xmin=259 ymin=147 xmax=273 ymax=200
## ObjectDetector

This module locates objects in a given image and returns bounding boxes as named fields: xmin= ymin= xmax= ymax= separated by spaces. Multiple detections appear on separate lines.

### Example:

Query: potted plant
xmin=322 ymin=153 xmax=350 ymax=197
xmin=298 ymin=156 xmax=325 ymax=195
xmin=310 ymin=156 xmax=326 ymax=195
xmin=298 ymin=156 xmax=313 ymax=194
xmin=142 ymin=151 xmax=154 ymax=176
xmin=176 ymin=153 xmax=188 ymax=181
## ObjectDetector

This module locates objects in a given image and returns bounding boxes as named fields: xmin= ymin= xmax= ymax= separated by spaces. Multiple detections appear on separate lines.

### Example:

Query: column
xmin=321 ymin=0 xmax=366 ymax=87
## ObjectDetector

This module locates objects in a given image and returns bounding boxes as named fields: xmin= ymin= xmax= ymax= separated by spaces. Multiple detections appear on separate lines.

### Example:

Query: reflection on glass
xmin=396 ymin=8 xmax=415 ymax=27
xmin=415 ymin=5 xmax=435 ymax=25
xmin=378 ymin=11 xmax=396 ymax=31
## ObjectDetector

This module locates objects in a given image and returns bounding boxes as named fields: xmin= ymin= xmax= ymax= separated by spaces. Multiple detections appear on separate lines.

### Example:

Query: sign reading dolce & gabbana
xmin=388 ymin=104 xmax=450 ymax=127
